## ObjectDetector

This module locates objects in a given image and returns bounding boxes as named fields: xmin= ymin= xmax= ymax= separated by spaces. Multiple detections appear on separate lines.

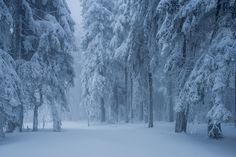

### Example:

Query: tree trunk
xmin=53 ymin=119 xmax=61 ymax=132
xmin=125 ymin=67 xmax=129 ymax=123
xmin=33 ymin=86 xmax=43 ymax=131
xmin=51 ymin=103 xmax=61 ymax=132
xmin=33 ymin=105 xmax=39 ymax=131
xmin=13 ymin=0 xmax=24 ymax=133
xmin=87 ymin=112 xmax=90 ymax=127
xmin=175 ymin=111 xmax=187 ymax=132
xmin=140 ymin=103 xmax=144 ymax=121
xmin=0 ymin=125 xmax=4 ymax=138
xmin=100 ymin=98 xmax=106 ymax=122
xmin=15 ymin=0 xmax=23 ymax=59
xmin=168 ymin=79 xmax=174 ymax=122
xmin=207 ymin=119 xmax=223 ymax=139
xmin=148 ymin=72 xmax=154 ymax=128
xmin=53 ymin=116 xmax=61 ymax=132
xmin=175 ymin=103 xmax=189 ymax=133
xmin=114 ymin=85 xmax=119 ymax=123
xmin=144 ymin=103 xmax=148 ymax=123
xmin=6 ymin=121 xmax=15 ymax=133
xmin=130 ymin=75 xmax=134 ymax=122
xmin=18 ymin=105 xmax=23 ymax=132
xmin=235 ymin=75 xmax=236 ymax=126
xmin=0 ymin=113 xmax=5 ymax=138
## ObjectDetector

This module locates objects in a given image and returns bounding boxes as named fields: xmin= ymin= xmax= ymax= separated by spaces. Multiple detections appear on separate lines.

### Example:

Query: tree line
xmin=81 ymin=0 xmax=236 ymax=138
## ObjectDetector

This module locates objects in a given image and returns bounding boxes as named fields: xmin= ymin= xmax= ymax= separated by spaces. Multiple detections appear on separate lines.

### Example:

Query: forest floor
xmin=0 ymin=121 xmax=236 ymax=157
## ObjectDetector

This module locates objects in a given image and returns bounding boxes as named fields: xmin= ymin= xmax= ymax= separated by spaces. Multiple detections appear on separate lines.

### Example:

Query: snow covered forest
xmin=1 ymin=0 xmax=236 ymax=157
xmin=81 ymin=0 xmax=236 ymax=137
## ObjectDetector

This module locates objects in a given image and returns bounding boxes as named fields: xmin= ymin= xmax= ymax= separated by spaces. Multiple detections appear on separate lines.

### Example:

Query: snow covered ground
xmin=0 ymin=121 xmax=236 ymax=157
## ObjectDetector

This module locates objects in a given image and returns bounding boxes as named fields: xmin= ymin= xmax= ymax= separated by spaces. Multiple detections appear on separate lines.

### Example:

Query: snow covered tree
xmin=30 ymin=0 xmax=75 ymax=131
xmin=126 ymin=0 xmax=156 ymax=127
xmin=0 ymin=49 xmax=24 ymax=137
xmin=0 ymin=0 xmax=25 ymax=134
xmin=109 ymin=0 xmax=133 ymax=123
xmin=0 ymin=0 xmax=75 ymax=135
xmin=81 ymin=0 xmax=114 ymax=123
xmin=155 ymin=0 xmax=236 ymax=137
xmin=17 ymin=59 xmax=44 ymax=131
xmin=7 ymin=0 xmax=75 ymax=132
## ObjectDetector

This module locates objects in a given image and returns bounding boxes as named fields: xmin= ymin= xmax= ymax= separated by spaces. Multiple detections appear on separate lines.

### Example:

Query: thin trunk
xmin=100 ymin=98 xmax=105 ymax=122
xmin=114 ymin=85 xmax=119 ymax=123
xmin=235 ymin=75 xmax=236 ymax=126
xmin=0 ymin=125 xmax=4 ymax=138
xmin=33 ymin=86 xmax=43 ymax=131
xmin=130 ymin=75 xmax=134 ymax=122
xmin=168 ymin=79 xmax=174 ymax=122
xmin=33 ymin=105 xmax=39 ymax=131
xmin=18 ymin=105 xmax=23 ymax=132
xmin=51 ymin=103 xmax=61 ymax=132
xmin=87 ymin=112 xmax=90 ymax=127
xmin=144 ymin=103 xmax=148 ymax=123
xmin=140 ymin=103 xmax=144 ymax=121
xmin=148 ymin=72 xmax=154 ymax=128
xmin=14 ymin=0 xmax=24 ymax=133
xmin=42 ymin=116 xmax=46 ymax=129
xmin=15 ymin=0 xmax=23 ymax=59
xmin=0 ymin=113 xmax=5 ymax=138
xmin=125 ymin=67 xmax=129 ymax=123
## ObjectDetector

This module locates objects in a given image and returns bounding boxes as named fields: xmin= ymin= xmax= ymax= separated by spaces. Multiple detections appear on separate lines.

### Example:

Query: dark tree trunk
xmin=130 ymin=75 xmax=134 ymax=122
xmin=207 ymin=119 xmax=223 ymax=139
xmin=33 ymin=86 xmax=43 ymax=131
xmin=175 ymin=111 xmax=187 ymax=132
xmin=175 ymin=103 xmax=190 ymax=133
xmin=33 ymin=105 xmax=39 ymax=131
xmin=235 ymin=75 xmax=236 ymax=126
xmin=148 ymin=72 xmax=154 ymax=128
xmin=114 ymin=85 xmax=119 ymax=123
xmin=15 ymin=0 xmax=23 ymax=59
xmin=18 ymin=105 xmax=24 ymax=132
xmin=100 ymin=98 xmax=106 ymax=122
xmin=0 ymin=113 xmax=5 ymax=138
xmin=175 ymin=104 xmax=189 ymax=133
xmin=168 ymin=79 xmax=174 ymax=122
xmin=140 ymin=103 xmax=144 ymax=121
xmin=144 ymin=103 xmax=148 ymax=123
xmin=6 ymin=121 xmax=16 ymax=133
xmin=12 ymin=0 xmax=24 ymax=133
xmin=125 ymin=67 xmax=129 ymax=123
